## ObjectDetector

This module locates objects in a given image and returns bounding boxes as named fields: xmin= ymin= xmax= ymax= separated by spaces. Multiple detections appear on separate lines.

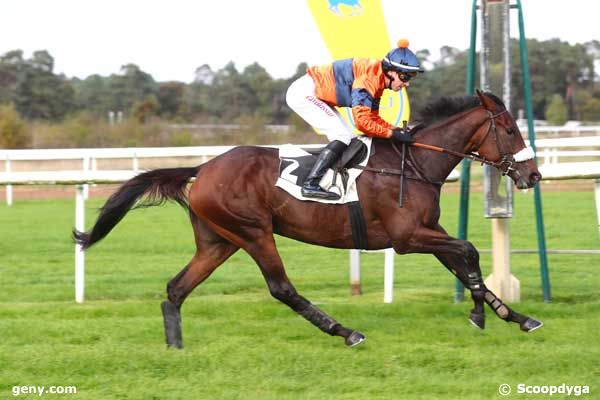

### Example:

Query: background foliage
xmin=1 ymin=39 xmax=599 ymax=148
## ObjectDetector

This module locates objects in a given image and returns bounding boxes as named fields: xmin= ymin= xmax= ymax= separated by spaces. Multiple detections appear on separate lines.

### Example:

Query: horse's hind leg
xmin=162 ymin=222 xmax=239 ymax=348
xmin=245 ymin=235 xmax=365 ymax=347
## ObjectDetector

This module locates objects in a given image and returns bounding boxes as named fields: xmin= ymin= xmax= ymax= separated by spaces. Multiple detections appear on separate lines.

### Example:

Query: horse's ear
xmin=475 ymin=89 xmax=493 ymax=110
xmin=475 ymin=89 xmax=485 ymax=104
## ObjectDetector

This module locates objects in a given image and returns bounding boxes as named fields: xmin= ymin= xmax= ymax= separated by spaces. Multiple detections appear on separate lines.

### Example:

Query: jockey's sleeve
xmin=350 ymin=89 xmax=394 ymax=138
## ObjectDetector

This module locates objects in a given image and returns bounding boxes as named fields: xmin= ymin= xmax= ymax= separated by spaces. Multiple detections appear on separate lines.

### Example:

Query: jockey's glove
xmin=391 ymin=128 xmax=414 ymax=144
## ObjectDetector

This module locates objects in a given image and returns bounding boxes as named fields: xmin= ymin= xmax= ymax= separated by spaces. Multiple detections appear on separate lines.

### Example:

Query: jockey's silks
xmin=307 ymin=58 xmax=395 ymax=139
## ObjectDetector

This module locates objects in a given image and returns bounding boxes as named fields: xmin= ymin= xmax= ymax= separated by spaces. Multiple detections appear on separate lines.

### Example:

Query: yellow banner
xmin=306 ymin=0 xmax=410 ymax=133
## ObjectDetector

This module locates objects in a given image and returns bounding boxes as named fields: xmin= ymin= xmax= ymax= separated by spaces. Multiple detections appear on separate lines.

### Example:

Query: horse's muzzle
xmin=530 ymin=172 xmax=542 ymax=185
xmin=514 ymin=171 xmax=541 ymax=189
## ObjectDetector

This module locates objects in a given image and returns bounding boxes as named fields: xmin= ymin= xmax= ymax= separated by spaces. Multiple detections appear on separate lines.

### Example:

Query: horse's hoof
xmin=469 ymin=312 xmax=485 ymax=330
xmin=161 ymin=301 xmax=183 ymax=349
xmin=520 ymin=317 xmax=543 ymax=333
xmin=345 ymin=331 xmax=366 ymax=347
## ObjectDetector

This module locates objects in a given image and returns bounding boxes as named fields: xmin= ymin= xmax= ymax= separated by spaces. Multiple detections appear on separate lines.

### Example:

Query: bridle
xmin=409 ymin=106 xmax=533 ymax=177
xmin=469 ymin=108 xmax=517 ymax=176
xmin=355 ymin=104 xmax=535 ymax=185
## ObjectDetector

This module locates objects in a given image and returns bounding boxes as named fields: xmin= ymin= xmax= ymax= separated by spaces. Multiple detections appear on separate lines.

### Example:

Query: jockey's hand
xmin=391 ymin=128 xmax=414 ymax=144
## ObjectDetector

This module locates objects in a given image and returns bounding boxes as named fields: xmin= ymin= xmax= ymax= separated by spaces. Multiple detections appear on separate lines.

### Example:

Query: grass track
xmin=1 ymin=188 xmax=599 ymax=399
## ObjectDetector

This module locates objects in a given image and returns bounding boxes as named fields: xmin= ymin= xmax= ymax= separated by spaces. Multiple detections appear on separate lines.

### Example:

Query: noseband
xmin=471 ymin=109 xmax=516 ymax=175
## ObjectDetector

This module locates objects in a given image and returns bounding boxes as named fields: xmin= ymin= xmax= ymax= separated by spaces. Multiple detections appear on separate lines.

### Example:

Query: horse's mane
xmin=414 ymin=92 xmax=506 ymax=127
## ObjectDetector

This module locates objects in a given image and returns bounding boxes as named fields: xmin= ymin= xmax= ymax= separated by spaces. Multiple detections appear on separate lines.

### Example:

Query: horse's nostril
xmin=530 ymin=172 xmax=542 ymax=183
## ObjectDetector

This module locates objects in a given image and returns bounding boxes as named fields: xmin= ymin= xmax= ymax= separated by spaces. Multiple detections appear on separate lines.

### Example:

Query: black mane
xmin=415 ymin=92 xmax=506 ymax=126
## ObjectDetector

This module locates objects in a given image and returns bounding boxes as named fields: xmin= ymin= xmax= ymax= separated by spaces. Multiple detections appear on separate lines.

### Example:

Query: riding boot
xmin=301 ymin=140 xmax=347 ymax=200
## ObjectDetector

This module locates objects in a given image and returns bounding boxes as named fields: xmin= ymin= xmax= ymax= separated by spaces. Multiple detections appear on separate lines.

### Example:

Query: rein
xmin=359 ymin=109 xmax=516 ymax=180
xmin=411 ymin=109 xmax=517 ymax=175
xmin=356 ymin=108 xmax=519 ymax=184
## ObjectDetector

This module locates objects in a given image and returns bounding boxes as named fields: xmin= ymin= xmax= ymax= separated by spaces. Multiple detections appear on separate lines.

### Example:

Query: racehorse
xmin=74 ymin=90 xmax=543 ymax=348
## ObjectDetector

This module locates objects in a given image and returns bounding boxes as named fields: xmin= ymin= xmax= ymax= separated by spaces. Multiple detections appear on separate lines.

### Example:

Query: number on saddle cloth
xmin=278 ymin=138 xmax=368 ymax=188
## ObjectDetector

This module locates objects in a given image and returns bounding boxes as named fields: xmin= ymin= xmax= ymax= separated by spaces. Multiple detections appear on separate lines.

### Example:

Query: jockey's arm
xmin=350 ymin=89 xmax=395 ymax=139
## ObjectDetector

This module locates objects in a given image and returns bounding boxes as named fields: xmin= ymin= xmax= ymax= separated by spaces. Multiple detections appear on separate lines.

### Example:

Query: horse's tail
xmin=73 ymin=166 xmax=200 ymax=250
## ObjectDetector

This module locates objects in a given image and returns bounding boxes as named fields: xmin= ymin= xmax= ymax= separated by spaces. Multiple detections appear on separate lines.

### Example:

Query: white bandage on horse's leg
xmin=484 ymin=291 xmax=510 ymax=319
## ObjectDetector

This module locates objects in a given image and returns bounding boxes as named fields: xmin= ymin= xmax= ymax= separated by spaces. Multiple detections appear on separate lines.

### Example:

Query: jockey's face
xmin=386 ymin=70 xmax=415 ymax=91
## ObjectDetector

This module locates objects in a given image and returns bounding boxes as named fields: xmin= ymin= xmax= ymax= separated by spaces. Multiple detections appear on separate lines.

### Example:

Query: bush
xmin=0 ymin=103 xmax=29 ymax=148
xmin=545 ymin=94 xmax=568 ymax=125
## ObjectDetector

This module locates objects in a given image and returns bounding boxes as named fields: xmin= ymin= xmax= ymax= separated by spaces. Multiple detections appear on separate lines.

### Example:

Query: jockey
xmin=286 ymin=39 xmax=425 ymax=200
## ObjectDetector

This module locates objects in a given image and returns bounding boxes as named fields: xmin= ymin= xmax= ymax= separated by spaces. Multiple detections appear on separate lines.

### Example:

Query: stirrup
xmin=301 ymin=181 xmax=341 ymax=200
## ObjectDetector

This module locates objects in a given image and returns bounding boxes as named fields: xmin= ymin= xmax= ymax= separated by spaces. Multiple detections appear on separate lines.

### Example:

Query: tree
xmin=408 ymin=47 xmax=469 ymax=117
xmin=574 ymin=90 xmax=600 ymax=121
xmin=14 ymin=50 xmax=75 ymax=120
xmin=545 ymin=94 xmax=568 ymax=125
xmin=157 ymin=81 xmax=186 ymax=119
xmin=194 ymin=64 xmax=215 ymax=85
xmin=107 ymin=64 xmax=157 ymax=113
xmin=0 ymin=103 xmax=28 ymax=148
xmin=512 ymin=38 xmax=594 ymax=119
xmin=72 ymin=74 xmax=113 ymax=116
xmin=210 ymin=62 xmax=252 ymax=121
xmin=0 ymin=50 xmax=24 ymax=104
xmin=132 ymin=95 xmax=159 ymax=123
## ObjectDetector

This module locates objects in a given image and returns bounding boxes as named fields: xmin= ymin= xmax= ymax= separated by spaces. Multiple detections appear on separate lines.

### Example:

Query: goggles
xmin=398 ymin=71 xmax=418 ymax=82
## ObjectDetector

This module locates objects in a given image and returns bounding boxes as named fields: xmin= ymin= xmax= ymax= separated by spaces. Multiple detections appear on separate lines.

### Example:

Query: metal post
xmin=456 ymin=0 xmax=479 ymax=303
xmin=75 ymin=185 xmax=85 ymax=303
xmin=482 ymin=0 xmax=520 ymax=302
xmin=516 ymin=0 xmax=551 ymax=302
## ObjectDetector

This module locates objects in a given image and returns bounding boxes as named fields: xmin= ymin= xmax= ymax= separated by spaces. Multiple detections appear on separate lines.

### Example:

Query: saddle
xmin=304 ymin=138 xmax=369 ymax=171
xmin=293 ymin=138 xmax=369 ymax=189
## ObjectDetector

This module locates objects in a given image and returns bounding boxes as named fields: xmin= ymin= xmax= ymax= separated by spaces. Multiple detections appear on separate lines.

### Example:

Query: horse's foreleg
xmin=432 ymin=241 xmax=487 ymax=329
xmin=247 ymin=235 xmax=365 ymax=347
xmin=162 ymin=240 xmax=239 ymax=348
xmin=414 ymin=226 xmax=542 ymax=332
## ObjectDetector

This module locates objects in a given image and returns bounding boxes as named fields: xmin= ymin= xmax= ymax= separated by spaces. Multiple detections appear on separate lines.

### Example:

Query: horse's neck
xmin=411 ymin=108 xmax=486 ymax=181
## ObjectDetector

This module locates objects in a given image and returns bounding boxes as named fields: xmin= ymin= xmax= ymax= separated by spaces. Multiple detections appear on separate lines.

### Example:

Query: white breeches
xmin=285 ymin=74 xmax=355 ymax=145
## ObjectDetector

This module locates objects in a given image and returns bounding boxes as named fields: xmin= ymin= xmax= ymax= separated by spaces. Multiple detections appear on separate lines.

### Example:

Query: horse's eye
xmin=507 ymin=128 xmax=514 ymax=135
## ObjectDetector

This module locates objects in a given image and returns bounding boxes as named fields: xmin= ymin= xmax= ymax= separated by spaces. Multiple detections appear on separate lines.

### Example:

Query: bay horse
xmin=74 ymin=90 xmax=543 ymax=348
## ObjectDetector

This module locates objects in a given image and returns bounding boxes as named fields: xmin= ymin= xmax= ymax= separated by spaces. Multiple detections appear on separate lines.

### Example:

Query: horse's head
xmin=472 ymin=90 xmax=541 ymax=189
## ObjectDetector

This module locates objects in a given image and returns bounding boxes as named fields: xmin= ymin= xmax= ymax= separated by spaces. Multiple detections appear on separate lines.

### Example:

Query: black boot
xmin=301 ymin=140 xmax=347 ymax=200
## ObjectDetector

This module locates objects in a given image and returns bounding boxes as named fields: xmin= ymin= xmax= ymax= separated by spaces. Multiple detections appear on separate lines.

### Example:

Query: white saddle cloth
xmin=275 ymin=136 xmax=372 ymax=204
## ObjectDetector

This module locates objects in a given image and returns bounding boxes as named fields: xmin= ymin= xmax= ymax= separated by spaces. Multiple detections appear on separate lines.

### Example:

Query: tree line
xmin=1 ymin=38 xmax=599 ymax=148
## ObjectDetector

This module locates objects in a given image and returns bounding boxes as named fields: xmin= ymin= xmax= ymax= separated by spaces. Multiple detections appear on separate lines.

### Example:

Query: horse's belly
xmin=272 ymin=200 xmax=391 ymax=250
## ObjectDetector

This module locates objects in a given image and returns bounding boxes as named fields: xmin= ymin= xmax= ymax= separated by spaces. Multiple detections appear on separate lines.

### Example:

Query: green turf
xmin=1 ymin=188 xmax=599 ymax=399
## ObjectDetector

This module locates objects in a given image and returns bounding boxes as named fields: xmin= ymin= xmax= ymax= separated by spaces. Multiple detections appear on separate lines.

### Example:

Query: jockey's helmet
xmin=382 ymin=39 xmax=424 ymax=75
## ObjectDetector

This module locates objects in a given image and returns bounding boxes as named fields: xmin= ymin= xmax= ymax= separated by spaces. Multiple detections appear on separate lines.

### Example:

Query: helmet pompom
xmin=397 ymin=39 xmax=410 ymax=49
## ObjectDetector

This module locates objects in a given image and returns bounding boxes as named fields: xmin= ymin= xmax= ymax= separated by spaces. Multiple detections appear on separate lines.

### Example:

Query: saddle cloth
xmin=276 ymin=136 xmax=372 ymax=204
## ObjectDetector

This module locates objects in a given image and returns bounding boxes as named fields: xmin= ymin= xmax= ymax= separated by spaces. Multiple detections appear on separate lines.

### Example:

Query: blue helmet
xmin=382 ymin=39 xmax=424 ymax=73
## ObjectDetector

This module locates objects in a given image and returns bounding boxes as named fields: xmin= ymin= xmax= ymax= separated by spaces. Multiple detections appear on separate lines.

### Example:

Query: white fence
xmin=532 ymin=136 xmax=600 ymax=165
xmin=518 ymin=124 xmax=600 ymax=137
xmin=0 ymin=144 xmax=325 ymax=206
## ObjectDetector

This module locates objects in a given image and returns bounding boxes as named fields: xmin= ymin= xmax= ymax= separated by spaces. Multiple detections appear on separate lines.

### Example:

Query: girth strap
xmin=347 ymin=201 xmax=368 ymax=250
